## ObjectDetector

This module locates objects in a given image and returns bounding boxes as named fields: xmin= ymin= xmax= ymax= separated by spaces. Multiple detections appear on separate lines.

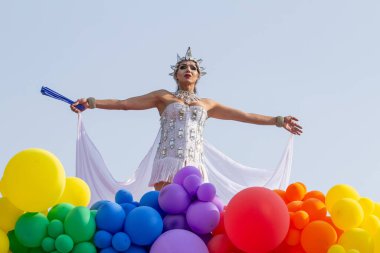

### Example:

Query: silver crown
xmin=169 ymin=47 xmax=206 ymax=77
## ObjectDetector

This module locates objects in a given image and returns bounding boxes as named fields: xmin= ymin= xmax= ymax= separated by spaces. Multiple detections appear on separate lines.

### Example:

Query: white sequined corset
xmin=149 ymin=102 xmax=208 ymax=185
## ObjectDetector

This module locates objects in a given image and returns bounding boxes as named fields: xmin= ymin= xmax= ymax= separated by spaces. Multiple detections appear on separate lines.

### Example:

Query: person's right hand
xmin=70 ymin=98 xmax=89 ymax=113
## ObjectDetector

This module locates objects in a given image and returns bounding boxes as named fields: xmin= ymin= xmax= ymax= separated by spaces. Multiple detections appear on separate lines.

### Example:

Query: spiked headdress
xmin=169 ymin=47 xmax=206 ymax=78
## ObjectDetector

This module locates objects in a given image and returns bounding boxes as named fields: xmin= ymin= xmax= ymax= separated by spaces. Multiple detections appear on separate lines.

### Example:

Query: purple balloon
xmin=163 ymin=214 xmax=188 ymax=231
xmin=183 ymin=175 xmax=202 ymax=197
xmin=197 ymin=183 xmax=216 ymax=202
xmin=173 ymin=166 xmax=202 ymax=185
xmin=158 ymin=184 xmax=191 ymax=214
xmin=150 ymin=229 xmax=208 ymax=253
xmin=186 ymin=201 xmax=220 ymax=234
xmin=211 ymin=196 xmax=224 ymax=213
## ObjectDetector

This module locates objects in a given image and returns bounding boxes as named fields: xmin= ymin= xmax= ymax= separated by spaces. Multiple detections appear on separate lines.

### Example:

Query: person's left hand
xmin=284 ymin=116 xmax=303 ymax=135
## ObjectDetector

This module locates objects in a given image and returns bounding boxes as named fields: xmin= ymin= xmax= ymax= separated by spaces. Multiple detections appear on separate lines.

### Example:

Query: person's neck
xmin=178 ymin=83 xmax=195 ymax=93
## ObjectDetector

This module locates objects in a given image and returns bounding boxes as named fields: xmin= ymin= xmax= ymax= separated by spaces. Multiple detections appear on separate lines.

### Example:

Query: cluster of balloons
xmin=272 ymin=182 xmax=380 ymax=253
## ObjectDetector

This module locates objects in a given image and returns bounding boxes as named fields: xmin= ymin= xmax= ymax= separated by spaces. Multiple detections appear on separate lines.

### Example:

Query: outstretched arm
xmin=206 ymin=99 xmax=303 ymax=135
xmin=70 ymin=90 xmax=164 ymax=113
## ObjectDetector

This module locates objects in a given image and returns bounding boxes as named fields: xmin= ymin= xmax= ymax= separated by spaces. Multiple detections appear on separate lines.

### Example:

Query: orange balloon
xmin=274 ymin=189 xmax=288 ymax=204
xmin=292 ymin=210 xmax=310 ymax=230
xmin=288 ymin=201 xmax=304 ymax=212
xmin=322 ymin=216 xmax=343 ymax=238
xmin=286 ymin=228 xmax=301 ymax=246
xmin=304 ymin=191 xmax=326 ymax=203
xmin=302 ymin=198 xmax=327 ymax=221
xmin=295 ymin=182 xmax=307 ymax=192
xmin=301 ymin=221 xmax=337 ymax=253
xmin=286 ymin=183 xmax=307 ymax=202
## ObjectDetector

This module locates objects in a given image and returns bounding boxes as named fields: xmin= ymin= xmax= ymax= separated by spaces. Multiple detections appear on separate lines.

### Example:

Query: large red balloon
xmin=224 ymin=187 xmax=290 ymax=253
xmin=207 ymin=234 xmax=234 ymax=253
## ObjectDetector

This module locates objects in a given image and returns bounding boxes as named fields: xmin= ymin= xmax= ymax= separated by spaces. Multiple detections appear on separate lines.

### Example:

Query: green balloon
xmin=7 ymin=230 xmax=29 ymax=253
xmin=29 ymin=247 xmax=45 ymax=253
xmin=15 ymin=212 xmax=49 ymax=248
xmin=71 ymin=242 xmax=97 ymax=253
xmin=42 ymin=237 xmax=55 ymax=252
xmin=48 ymin=203 xmax=74 ymax=222
xmin=55 ymin=234 xmax=74 ymax=253
xmin=48 ymin=219 xmax=64 ymax=238
xmin=64 ymin=207 xmax=95 ymax=243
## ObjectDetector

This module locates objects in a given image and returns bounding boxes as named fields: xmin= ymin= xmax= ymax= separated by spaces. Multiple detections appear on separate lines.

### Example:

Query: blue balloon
xmin=140 ymin=191 xmax=166 ymax=217
xmin=124 ymin=206 xmax=163 ymax=246
xmin=91 ymin=200 xmax=111 ymax=210
xmin=120 ymin=203 xmax=136 ymax=216
xmin=112 ymin=232 xmax=131 ymax=252
xmin=123 ymin=245 xmax=148 ymax=253
xmin=100 ymin=247 xmax=118 ymax=253
xmin=94 ymin=230 xmax=112 ymax=249
xmin=115 ymin=189 xmax=133 ymax=204
xmin=96 ymin=202 xmax=126 ymax=233
xmin=131 ymin=201 xmax=140 ymax=207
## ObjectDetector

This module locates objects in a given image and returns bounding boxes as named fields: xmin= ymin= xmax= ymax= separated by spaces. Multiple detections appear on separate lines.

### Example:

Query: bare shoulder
xmin=200 ymin=98 xmax=219 ymax=109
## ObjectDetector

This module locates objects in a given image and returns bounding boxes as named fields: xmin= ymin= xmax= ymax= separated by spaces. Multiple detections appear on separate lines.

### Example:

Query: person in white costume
xmin=71 ymin=47 xmax=302 ymax=205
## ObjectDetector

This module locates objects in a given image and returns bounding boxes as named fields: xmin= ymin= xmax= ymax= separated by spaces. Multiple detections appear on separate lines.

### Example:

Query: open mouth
xmin=184 ymin=74 xmax=191 ymax=78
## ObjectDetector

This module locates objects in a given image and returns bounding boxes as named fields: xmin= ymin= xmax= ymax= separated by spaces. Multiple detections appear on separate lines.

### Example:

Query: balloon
xmin=1 ymin=148 xmax=66 ymax=212
xmin=100 ymin=248 xmax=118 ymax=253
xmin=360 ymin=214 xmax=380 ymax=235
xmin=197 ymin=183 xmax=216 ymax=202
xmin=124 ymin=206 xmax=163 ymax=246
xmin=207 ymin=234 xmax=235 ymax=253
xmin=0 ymin=229 xmax=9 ymax=253
xmin=94 ymin=230 xmax=112 ymax=249
xmin=374 ymin=203 xmax=380 ymax=218
xmin=323 ymin=216 xmax=344 ymax=238
xmin=291 ymin=210 xmax=309 ymax=230
xmin=301 ymin=197 xmax=327 ymax=221
xmin=47 ymin=219 xmax=64 ymax=238
xmin=304 ymin=190 xmax=326 ymax=203
xmin=285 ymin=228 xmax=301 ymax=246
xmin=158 ymin=184 xmax=191 ymax=214
xmin=326 ymin=184 xmax=360 ymax=213
xmin=121 ymin=203 xmax=137 ymax=216
xmin=123 ymin=245 xmax=148 ymax=253
xmin=15 ymin=212 xmax=49 ymax=247
xmin=57 ymin=177 xmax=91 ymax=206
xmin=328 ymin=244 xmax=346 ymax=253
xmin=29 ymin=248 xmax=44 ymax=253
xmin=55 ymin=234 xmax=74 ymax=253
xmin=331 ymin=198 xmax=364 ymax=230
xmin=7 ymin=230 xmax=29 ymax=253
xmin=285 ymin=183 xmax=306 ymax=202
xmin=186 ymin=201 xmax=220 ymax=234
xmin=273 ymin=189 xmax=287 ymax=203
xmin=0 ymin=197 xmax=23 ymax=232
xmin=112 ymin=232 xmax=131 ymax=251
xmin=163 ymin=214 xmax=188 ymax=231
xmin=48 ymin=203 xmax=74 ymax=222
xmin=150 ymin=229 xmax=208 ymax=253
xmin=287 ymin=200 xmax=303 ymax=212
xmin=338 ymin=228 xmax=374 ymax=253
xmin=212 ymin=212 xmax=225 ymax=235
xmin=91 ymin=200 xmax=111 ymax=210
xmin=374 ymin=228 xmax=380 ymax=253
xmin=347 ymin=250 xmax=360 ymax=253
xmin=211 ymin=196 xmax=224 ymax=213
xmin=71 ymin=242 xmax=97 ymax=253
xmin=42 ymin=237 xmax=55 ymax=252
xmin=358 ymin=197 xmax=375 ymax=217
xmin=96 ymin=201 xmax=126 ymax=233
xmin=300 ymin=221 xmax=337 ymax=253
xmin=173 ymin=166 xmax=202 ymax=185
xmin=183 ymin=175 xmax=202 ymax=197
xmin=140 ymin=191 xmax=165 ymax=216
xmin=64 ymin=206 xmax=96 ymax=243
xmin=115 ymin=189 xmax=133 ymax=204
xmin=224 ymin=187 xmax=289 ymax=253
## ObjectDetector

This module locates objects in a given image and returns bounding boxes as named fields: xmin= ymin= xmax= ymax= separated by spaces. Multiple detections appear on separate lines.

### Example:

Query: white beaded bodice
xmin=154 ymin=102 xmax=208 ymax=166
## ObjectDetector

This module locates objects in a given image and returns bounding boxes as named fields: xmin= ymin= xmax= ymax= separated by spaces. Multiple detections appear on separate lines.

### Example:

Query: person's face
xmin=175 ymin=61 xmax=200 ymax=85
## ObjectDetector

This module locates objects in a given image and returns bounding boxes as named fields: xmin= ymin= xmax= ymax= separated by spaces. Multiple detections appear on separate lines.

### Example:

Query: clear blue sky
xmin=1 ymin=1 xmax=379 ymax=201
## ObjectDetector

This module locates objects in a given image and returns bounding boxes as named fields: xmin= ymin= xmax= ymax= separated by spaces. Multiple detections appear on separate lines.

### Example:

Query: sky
xmin=1 ymin=1 xmax=379 ymax=201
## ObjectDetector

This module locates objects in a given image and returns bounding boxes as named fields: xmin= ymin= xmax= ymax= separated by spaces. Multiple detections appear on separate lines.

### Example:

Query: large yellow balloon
xmin=0 ymin=229 xmax=9 ymax=253
xmin=328 ymin=244 xmax=346 ymax=253
xmin=358 ymin=197 xmax=375 ymax=217
xmin=326 ymin=184 xmax=360 ymax=213
xmin=338 ymin=228 xmax=374 ymax=253
xmin=361 ymin=215 xmax=380 ymax=236
xmin=57 ymin=177 xmax=91 ymax=206
xmin=374 ymin=228 xmax=380 ymax=253
xmin=374 ymin=203 xmax=380 ymax=218
xmin=0 ymin=197 xmax=23 ymax=232
xmin=331 ymin=198 xmax=364 ymax=231
xmin=1 ymin=148 xmax=66 ymax=212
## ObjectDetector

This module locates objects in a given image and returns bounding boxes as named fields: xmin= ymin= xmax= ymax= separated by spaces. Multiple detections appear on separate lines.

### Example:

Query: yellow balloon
xmin=328 ymin=244 xmax=346 ymax=253
xmin=0 ymin=229 xmax=9 ymax=253
xmin=358 ymin=197 xmax=375 ymax=217
xmin=338 ymin=228 xmax=374 ymax=253
xmin=331 ymin=198 xmax=364 ymax=231
xmin=326 ymin=184 xmax=360 ymax=213
xmin=1 ymin=148 xmax=66 ymax=212
xmin=57 ymin=177 xmax=91 ymax=206
xmin=374 ymin=228 xmax=380 ymax=253
xmin=361 ymin=215 xmax=380 ymax=236
xmin=346 ymin=250 xmax=360 ymax=253
xmin=374 ymin=203 xmax=380 ymax=218
xmin=0 ymin=198 xmax=23 ymax=232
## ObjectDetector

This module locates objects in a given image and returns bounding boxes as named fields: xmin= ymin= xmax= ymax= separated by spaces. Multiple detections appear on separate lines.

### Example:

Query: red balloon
xmin=224 ymin=187 xmax=290 ymax=253
xmin=212 ymin=211 xmax=225 ymax=235
xmin=207 ymin=234 xmax=234 ymax=253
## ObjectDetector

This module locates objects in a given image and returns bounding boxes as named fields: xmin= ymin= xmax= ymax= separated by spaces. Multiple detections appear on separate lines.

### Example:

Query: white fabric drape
xmin=75 ymin=115 xmax=294 ymax=206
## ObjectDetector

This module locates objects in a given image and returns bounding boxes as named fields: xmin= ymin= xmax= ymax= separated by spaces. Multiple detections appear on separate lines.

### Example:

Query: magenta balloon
xmin=150 ymin=229 xmax=208 ymax=253
xmin=163 ymin=214 xmax=188 ymax=231
xmin=186 ymin=201 xmax=220 ymax=234
xmin=158 ymin=184 xmax=191 ymax=214
xmin=183 ymin=175 xmax=202 ymax=196
xmin=197 ymin=183 xmax=216 ymax=202
xmin=173 ymin=166 xmax=202 ymax=185
xmin=211 ymin=196 xmax=224 ymax=213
